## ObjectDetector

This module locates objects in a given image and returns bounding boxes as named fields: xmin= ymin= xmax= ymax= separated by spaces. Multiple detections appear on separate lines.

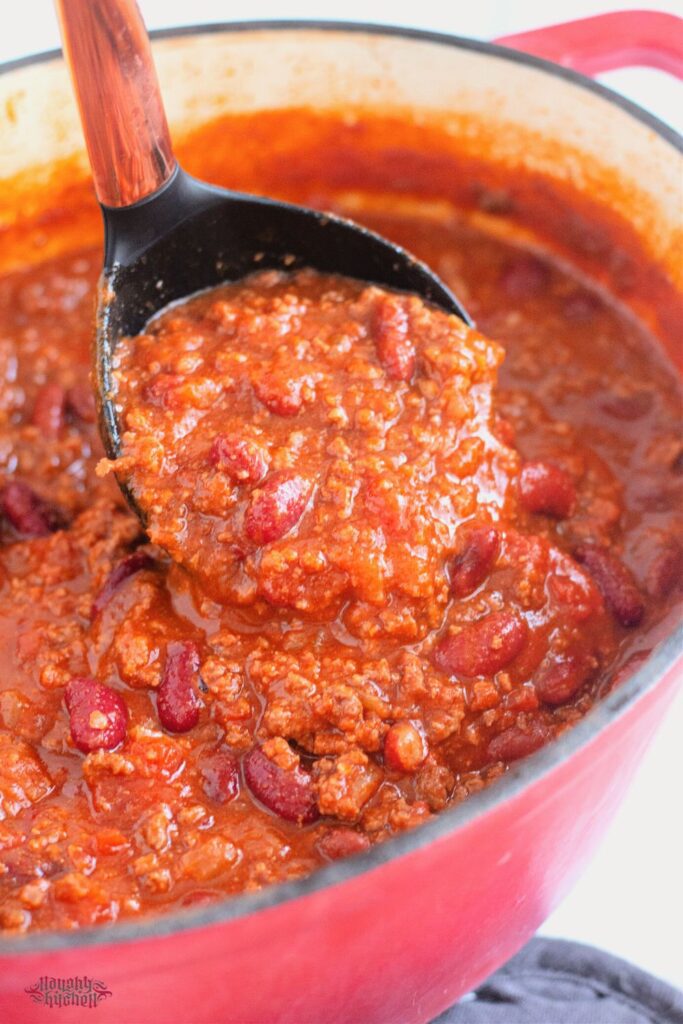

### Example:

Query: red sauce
xmin=0 ymin=111 xmax=680 ymax=935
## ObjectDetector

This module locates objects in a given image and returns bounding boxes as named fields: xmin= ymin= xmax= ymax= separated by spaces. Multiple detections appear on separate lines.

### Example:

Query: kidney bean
xmin=487 ymin=721 xmax=549 ymax=762
xmin=253 ymin=373 xmax=304 ymax=416
xmin=65 ymin=384 xmax=97 ymax=423
xmin=601 ymin=390 xmax=653 ymax=421
xmin=245 ymin=472 xmax=311 ymax=545
xmin=0 ymin=481 xmax=67 ymax=537
xmin=31 ymin=383 xmax=65 ymax=438
xmin=364 ymin=477 xmax=411 ymax=536
xmin=574 ymin=543 xmax=644 ymax=627
xmin=449 ymin=526 xmax=499 ymax=598
xmin=499 ymin=254 xmax=550 ymax=299
xmin=199 ymin=749 xmax=240 ymax=804
xmin=647 ymin=542 xmax=683 ymax=599
xmin=435 ymin=611 xmax=528 ymax=678
xmin=534 ymin=653 xmax=592 ymax=706
xmin=157 ymin=641 xmax=201 ymax=733
xmin=317 ymin=828 xmax=371 ymax=861
xmin=373 ymin=294 xmax=416 ymax=381
xmin=90 ymin=551 xmax=155 ymax=619
xmin=519 ymin=461 xmax=576 ymax=519
xmin=243 ymin=746 xmax=318 ymax=824
xmin=384 ymin=721 xmax=427 ymax=773
xmin=210 ymin=433 xmax=269 ymax=484
xmin=65 ymin=677 xmax=128 ymax=753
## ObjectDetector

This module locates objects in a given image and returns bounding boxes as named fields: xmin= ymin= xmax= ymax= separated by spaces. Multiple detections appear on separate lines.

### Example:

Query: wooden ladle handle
xmin=56 ymin=0 xmax=176 ymax=208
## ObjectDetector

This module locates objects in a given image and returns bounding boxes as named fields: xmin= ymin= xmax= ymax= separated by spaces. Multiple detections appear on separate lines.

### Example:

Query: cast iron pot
xmin=0 ymin=12 xmax=681 ymax=1023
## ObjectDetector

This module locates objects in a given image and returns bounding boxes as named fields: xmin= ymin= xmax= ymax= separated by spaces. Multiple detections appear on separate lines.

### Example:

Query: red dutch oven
xmin=0 ymin=11 xmax=681 ymax=1023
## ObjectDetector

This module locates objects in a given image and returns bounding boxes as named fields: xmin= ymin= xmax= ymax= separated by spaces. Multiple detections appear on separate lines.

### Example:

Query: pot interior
xmin=0 ymin=27 xmax=681 ymax=326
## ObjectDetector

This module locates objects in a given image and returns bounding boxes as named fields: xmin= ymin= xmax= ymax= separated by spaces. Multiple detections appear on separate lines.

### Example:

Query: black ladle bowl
xmin=57 ymin=0 xmax=469 ymax=478
xmin=98 ymin=169 xmax=470 ymax=463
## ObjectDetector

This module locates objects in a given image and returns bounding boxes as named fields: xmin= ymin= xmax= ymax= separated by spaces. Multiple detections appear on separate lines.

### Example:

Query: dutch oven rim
xmin=1 ymin=18 xmax=681 ymax=956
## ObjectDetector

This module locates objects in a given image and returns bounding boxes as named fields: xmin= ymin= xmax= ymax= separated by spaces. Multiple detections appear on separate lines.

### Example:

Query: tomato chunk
xmin=253 ymin=373 xmax=304 ymax=417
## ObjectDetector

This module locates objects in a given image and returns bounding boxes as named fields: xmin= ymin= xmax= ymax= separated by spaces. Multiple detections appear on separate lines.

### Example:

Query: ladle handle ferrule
xmin=56 ymin=0 xmax=176 ymax=208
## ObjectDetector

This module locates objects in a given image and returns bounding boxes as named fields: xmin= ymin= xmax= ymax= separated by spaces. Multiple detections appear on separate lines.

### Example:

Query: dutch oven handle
xmin=494 ymin=10 xmax=683 ymax=79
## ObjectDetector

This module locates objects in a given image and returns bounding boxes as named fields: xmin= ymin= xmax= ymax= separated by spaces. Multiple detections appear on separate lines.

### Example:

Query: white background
xmin=2 ymin=0 xmax=682 ymax=992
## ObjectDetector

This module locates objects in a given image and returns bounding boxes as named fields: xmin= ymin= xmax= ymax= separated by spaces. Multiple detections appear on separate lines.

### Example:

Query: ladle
xmin=56 ymin=0 xmax=470 ymax=479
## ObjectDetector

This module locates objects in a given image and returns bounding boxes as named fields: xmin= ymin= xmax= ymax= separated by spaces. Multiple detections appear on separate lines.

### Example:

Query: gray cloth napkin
xmin=435 ymin=938 xmax=683 ymax=1024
